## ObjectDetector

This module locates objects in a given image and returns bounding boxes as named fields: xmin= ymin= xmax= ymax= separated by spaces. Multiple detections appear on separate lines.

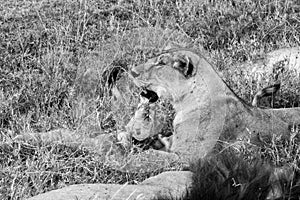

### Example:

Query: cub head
xmin=130 ymin=47 xmax=199 ymax=103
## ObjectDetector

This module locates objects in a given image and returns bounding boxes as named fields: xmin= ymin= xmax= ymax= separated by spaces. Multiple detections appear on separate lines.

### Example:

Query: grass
xmin=0 ymin=0 xmax=300 ymax=199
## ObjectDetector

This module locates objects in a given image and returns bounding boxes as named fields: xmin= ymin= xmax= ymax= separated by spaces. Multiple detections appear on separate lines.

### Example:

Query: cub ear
xmin=173 ymin=55 xmax=196 ymax=78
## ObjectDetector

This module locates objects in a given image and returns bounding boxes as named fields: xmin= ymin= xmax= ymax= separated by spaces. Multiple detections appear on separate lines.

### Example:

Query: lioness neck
xmin=171 ymin=57 xmax=234 ymax=159
xmin=171 ymin=56 xmax=292 ymax=160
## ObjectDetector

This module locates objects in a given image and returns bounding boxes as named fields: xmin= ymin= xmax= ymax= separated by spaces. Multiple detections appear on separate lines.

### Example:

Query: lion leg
xmin=106 ymin=148 xmax=181 ymax=173
xmin=13 ymin=129 xmax=126 ymax=157
xmin=268 ymin=108 xmax=300 ymax=125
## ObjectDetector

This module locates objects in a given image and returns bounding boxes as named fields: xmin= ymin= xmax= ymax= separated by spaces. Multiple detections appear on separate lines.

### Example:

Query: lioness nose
xmin=130 ymin=68 xmax=140 ymax=78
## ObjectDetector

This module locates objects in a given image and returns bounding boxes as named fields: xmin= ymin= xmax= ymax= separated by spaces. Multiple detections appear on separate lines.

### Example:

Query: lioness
xmin=130 ymin=45 xmax=300 ymax=165
xmin=13 ymin=46 xmax=300 ymax=173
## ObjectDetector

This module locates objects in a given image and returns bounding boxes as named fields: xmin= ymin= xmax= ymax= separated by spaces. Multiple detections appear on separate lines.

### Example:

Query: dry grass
xmin=0 ymin=0 xmax=300 ymax=199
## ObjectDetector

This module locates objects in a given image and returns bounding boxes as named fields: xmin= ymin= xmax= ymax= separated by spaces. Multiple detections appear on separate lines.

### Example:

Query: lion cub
xmin=117 ymin=96 xmax=172 ymax=152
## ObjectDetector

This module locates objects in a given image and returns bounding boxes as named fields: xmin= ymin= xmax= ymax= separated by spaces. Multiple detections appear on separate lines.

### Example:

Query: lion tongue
xmin=140 ymin=95 xmax=150 ymax=104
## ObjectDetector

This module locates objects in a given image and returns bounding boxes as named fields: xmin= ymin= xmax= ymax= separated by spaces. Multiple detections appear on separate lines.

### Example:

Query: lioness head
xmin=130 ymin=47 xmax=198 ymax=103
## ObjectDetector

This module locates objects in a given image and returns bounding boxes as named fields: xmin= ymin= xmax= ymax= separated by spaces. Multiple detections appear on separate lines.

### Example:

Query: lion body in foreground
xmin=130 ymin=46 xmax=300 ymax=165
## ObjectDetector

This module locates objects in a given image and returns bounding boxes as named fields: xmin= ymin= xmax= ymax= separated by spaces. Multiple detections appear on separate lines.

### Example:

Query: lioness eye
xmin=156 ymin=55 xmax=170 ymax=65
xmin=157 ymin=60 xmax=166 ymax=65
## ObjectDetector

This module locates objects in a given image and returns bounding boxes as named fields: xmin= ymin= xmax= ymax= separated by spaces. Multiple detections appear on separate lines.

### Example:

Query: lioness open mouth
xmin=140 ymin=88 xmax=159 ymax=103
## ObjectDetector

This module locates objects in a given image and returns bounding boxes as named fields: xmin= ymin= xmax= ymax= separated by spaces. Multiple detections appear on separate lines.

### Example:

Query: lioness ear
xmin=173 ymin=55 xmax=195 ymax=78
xmin=163 ymin=42 xmax=182 ymax=51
